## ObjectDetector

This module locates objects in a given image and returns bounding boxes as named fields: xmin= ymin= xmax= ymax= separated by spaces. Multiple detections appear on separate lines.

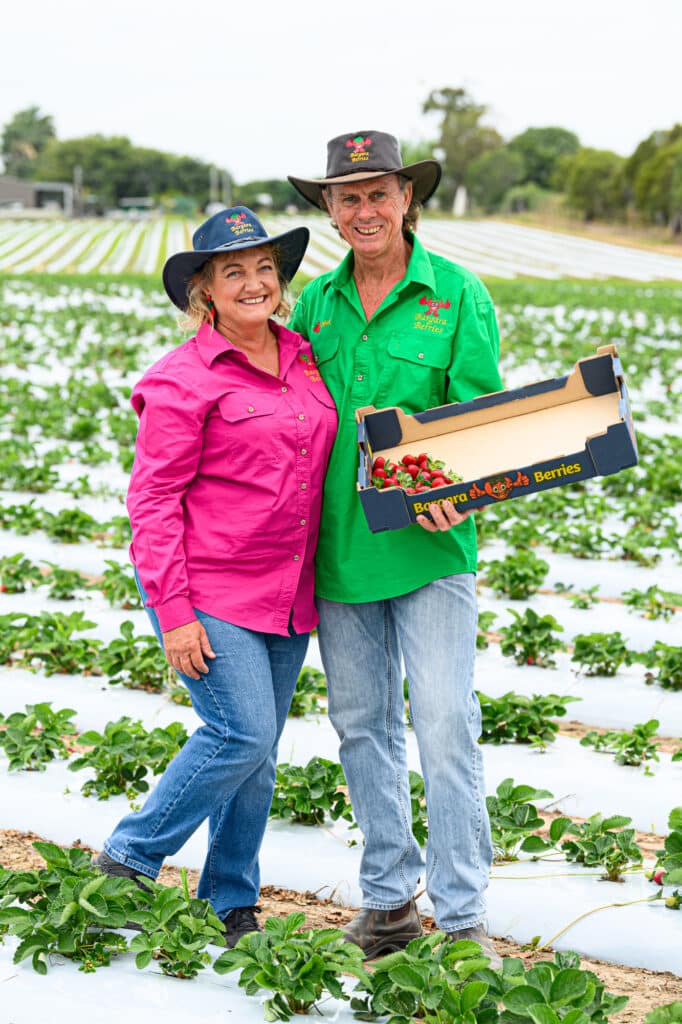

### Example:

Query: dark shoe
xmin=342 ymin=899 xmax=422 ymax=959
xmin=446 ymin=925 xmax=502 ymax=971
xmin=222 ymin=905 xmax=262 ymax=947
xmin=92 ymin=851 xmax=155 ymax=893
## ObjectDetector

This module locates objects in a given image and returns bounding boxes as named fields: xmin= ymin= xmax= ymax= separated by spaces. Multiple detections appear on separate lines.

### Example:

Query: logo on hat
xmin=225 ymin=211 xmax=255 ymax=236
xmin=345 ymin=135 xmax=372 ymax=163
xmin=225 ymin=212 xmax=247 ymax=224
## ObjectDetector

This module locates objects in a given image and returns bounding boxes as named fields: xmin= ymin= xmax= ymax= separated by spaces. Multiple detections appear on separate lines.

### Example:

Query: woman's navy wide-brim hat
xmin=162 ymin=206 xmax=309 ymax=311
xmin=288 ymin=130 xmax=441 ymax=210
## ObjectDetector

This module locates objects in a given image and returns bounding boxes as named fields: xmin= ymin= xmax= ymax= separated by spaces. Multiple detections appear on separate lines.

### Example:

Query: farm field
xmin=0 ymin=266 xmax=681 ymax=1022
xmin=2 ymin=212 xmax=682 ymax=281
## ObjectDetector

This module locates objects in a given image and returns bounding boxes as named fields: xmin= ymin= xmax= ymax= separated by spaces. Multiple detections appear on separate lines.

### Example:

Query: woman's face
xmin=209 ymin=246 xmax=281 ymax=334
xmin=324 ymin=173 xmax=412 ymax=261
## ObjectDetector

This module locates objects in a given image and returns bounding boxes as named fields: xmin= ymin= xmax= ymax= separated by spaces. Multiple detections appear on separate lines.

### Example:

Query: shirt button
xmin=418 ymin=353 xmax=424 ymax=360
xmin=300 ymin=518 xmax=306 ymax=525
xmin=301 ymin=482 xmax=307 ymax=490
xmin=247 ymin=405 xmax=255 ymax=412
xmin=293 ymin=555 xmax=300 ymax=561
xmin=362 ymin=334 xmax=368 ymax=341
xmin=298 ymin=413 xmax=305 ymax=420
xmin=281 ymin=386 xmax=288 ymax=393
xmin=300 ymin=448 xmax=307 ymax=455
xmin=357 ymin=374 xmax=364 ymax=381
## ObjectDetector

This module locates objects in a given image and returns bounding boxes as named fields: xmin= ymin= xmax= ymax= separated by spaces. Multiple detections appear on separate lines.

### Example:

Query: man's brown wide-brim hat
xmin=288 ymin=130 xmax=441 ymax=210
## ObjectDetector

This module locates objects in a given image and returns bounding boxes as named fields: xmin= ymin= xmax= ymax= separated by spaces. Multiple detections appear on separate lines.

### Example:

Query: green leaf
xmin=135 ymin=950 xmax=154 ymax=969
xmin=387 ymin=964 xmax=425 ymax=992
xmin=550 ymin=968 xmax=589 ymax=1004
xmin=504 ymin=985 xmax=547 ymax=1012
xmin=461 ymin=980 xmax=489 ymax=1011
xmin=528 ymin=1007 xmax=561 ymax=1024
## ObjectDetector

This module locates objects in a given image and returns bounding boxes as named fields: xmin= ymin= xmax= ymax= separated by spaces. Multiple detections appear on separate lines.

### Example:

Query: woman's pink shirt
xmin=127 ymin=320 xmax=337 ymax=635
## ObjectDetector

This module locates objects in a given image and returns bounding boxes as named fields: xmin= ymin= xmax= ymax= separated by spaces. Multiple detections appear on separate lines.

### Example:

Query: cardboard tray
xmin=355 ymin=344 xmax=638 ymax=533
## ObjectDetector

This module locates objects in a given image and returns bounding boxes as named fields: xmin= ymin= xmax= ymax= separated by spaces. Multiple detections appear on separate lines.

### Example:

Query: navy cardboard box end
xmin=355 ymin=344 xmax=638 ymax=533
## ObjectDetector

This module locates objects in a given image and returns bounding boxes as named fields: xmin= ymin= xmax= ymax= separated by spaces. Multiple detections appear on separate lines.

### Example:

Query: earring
xmin=205 ymin=294 xmax=215 ymax=321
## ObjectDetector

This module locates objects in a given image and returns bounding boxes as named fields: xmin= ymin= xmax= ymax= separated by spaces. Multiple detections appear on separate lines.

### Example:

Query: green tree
xmin=422 ymin=87 xmax=502 ymax=209
xmin=559 ymin=147 xmax=627 ymax=221
xmin=1 ymin=106 xmax=56 ymax=179
xmin=634 ymin=136 xmax=682 ymax=232
xmin=508 ymin=126 xmax=580 ymax=189
xmin=233 ymin=178 xmax=307 ymax=212
xmin=466 ymin=147 xmax=525 ymax=212
xmin=625 ymin=125 xmax=682 ymax=192
xmin=33 ymin=135 xmax=218 ymax=209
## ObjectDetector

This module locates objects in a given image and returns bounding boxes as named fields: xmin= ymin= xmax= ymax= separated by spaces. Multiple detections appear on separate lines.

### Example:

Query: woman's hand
xmin=416 ymin=500 xmax=472 ymax=532
xmin=162 ymin=621 xmax=216 ymax=680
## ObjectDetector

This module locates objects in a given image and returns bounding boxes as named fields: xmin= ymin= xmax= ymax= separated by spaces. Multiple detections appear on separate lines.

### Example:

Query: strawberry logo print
xmin=298 ymin=351 xmax=322 ymax=383
xmin=313 ymin=322 xmax=321 ymax=333
xmin=419 ymin=296 xmax=451 ymax=317
xmin=469 ymin=470 xmax=530 ymax=502
xmin=225 ymin=213 xmax=247 ymax=224
xmin=346 ymin=135 xmax=372 ymax=163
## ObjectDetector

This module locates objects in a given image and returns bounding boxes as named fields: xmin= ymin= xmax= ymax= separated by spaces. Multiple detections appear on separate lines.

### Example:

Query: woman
xmin=94 ymin=206 xmax=337 ymax=946
xmin=287 ymin=132 xmax=502 ymax=966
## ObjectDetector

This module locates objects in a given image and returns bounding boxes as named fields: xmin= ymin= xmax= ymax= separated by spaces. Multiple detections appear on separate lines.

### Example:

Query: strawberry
xmin=374 ymin=468 xmax=387 ymax=480
xmin=653 ymin=868 xmax=666 ymax=885
xmin=406 ymin=464 xmax=420 ymax=479
xmin=402 ymin=455 xmax=417 ymax=466
xmin=431 ymin=477 xmax=446 ymax=488
xmin=373 ymin=456 xmax=385 ymax=470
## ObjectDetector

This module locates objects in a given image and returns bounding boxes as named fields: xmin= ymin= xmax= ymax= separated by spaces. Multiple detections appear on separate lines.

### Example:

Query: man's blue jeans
xmin=103 ymin=586 xmax=308 ymax=917
xmin=317 ymin=572 xmax=492 ymax=932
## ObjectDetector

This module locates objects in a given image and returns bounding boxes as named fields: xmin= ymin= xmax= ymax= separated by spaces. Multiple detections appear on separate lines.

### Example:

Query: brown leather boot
xmin=342 ymin=898 xmax=423 ymax=958
xmin=446 ymin=925 xmax=502 ymax=970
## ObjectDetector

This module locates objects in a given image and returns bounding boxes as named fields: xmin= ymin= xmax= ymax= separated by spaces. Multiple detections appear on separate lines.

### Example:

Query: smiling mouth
xmin=240 ymin=296 xmax=268 ymax=304
xmin=355 ymin=226 xmax=381 ymax=236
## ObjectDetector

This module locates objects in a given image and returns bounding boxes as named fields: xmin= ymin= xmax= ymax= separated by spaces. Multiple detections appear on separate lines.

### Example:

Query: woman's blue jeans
xmin=103 ymin=582 xmax=308 ymax=917
xmin=317 ymin=573 xmax=492 ymax=933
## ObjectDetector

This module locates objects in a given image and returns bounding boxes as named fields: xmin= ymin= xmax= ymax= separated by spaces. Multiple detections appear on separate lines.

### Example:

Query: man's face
xmin=324 ymin=174 xmax=412 ymax=260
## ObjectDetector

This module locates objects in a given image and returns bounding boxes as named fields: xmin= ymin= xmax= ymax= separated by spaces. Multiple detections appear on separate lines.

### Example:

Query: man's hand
xmin=161 ymin=620 xmax=216 ymax=680
xmin=416 ymin=500 xmax=472 ymax=532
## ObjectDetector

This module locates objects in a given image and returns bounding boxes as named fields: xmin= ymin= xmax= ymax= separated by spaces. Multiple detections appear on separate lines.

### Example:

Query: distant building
xmin=0 ymin=176 xmax=74 ymax=214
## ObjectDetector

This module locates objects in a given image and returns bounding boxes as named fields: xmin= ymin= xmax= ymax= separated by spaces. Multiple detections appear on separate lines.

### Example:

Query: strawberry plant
xmin=0 ymin=500 xmax=45 ymax=534
xmin=476 ymin=609 xmax=497 ymax=650
xmin=10 ymin=610 xmax=101 ymax=675
xmin=639 ymin=642 xmax=682 ymax=691
xmin=580 ymin=719 xmax=661 ymax=774
xmin=68 ymin=717 xmax=188 ymax=800
xmin=571 ymin=632 xmax=634 ymax=676
xmin=650 ymin=808 xmax=682 ymax=886
xmin=40 ymin=562 xmax=88 ymax=600
xmin=288 ymin=666 xmax=327 ymax=717
xmin=97 ymin=620 xmax=169 ymax=691
xmin=128 ymin=869 xmax=225 ymax=977
xmin=0 ymin=703 xmax=77 ymax=771
xmin=477 ymin=691 xmax=579 ymax=747
xmin=554 ymin=582 xmax=601 ymax=609
xmin=409 ymin=769 xmax=429 ymax=846
xmin=41 ymin=507 xmax=99 ymax=543
xmin=270 ymin=757 xmax=353 ymax=826
xmin=622 ymin=584 xmax=677 ymax=621
xmin=479 ymin=948 xmax=629 ymax=1021
xmin=498 ymin=608 xmax=566 ymax=668
xmin=0 ymin=553 xmax=42 ymax=593
xmin=479 ymin=550 xmax=549 ymax=599
xmin=0 ymin=840 xmax=138 ymax=973
xmin=486 ymin=778 xmax=553 ymax=863
xmin=102 ymin=514 xmax=132 ymax=547
xmin=213 ymin=911 xmax=368 ymax=1021
xmin=98 ymin=560 xmax=143 ymax=609
xmin=349 ymin=931 xmax=492 ymax=1022
xmin=645 ymin=1003 xmax=682 ymax=1023
xmin=560 ymin=813 xmax=643 ymax=881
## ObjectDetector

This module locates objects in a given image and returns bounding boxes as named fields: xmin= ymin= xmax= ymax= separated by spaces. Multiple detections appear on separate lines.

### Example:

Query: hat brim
xmin=162 ymin=225 xmax=310 ymax=311
xmin=287 ymin=160 xmax=441 ymax=210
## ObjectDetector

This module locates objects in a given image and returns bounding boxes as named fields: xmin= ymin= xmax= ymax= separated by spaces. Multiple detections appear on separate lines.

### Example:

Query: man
xmin=288 ymin=131 xmax=502 ymax=966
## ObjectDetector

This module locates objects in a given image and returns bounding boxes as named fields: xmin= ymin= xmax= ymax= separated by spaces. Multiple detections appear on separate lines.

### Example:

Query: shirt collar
xmin=196 ymin=319 xmax=302 ymax=369
xmin=323 ymin=232 xmax=437 ymax=298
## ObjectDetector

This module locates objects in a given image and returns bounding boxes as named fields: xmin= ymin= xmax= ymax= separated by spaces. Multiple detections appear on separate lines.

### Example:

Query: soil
xmin=1 ymin=828 xmax=680 ymax=1023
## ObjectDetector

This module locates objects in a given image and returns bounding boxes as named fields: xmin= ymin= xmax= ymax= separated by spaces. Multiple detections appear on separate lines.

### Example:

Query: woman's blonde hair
xmin=178 ymin=244 xmax=291 ymax=333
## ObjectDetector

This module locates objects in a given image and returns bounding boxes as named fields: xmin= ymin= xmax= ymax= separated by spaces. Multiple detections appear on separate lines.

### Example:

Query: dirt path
xmin=1 ymin=829 xmax=679 ymax=1023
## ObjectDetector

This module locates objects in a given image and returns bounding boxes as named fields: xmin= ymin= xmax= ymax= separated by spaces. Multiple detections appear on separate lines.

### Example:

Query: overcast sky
xmin=2 ymin=0 xmax=680 ymax=184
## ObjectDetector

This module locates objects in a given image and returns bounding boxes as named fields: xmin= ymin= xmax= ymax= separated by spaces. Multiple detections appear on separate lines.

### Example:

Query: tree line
xmin=1 ymin=96 xmax=681 ymax=231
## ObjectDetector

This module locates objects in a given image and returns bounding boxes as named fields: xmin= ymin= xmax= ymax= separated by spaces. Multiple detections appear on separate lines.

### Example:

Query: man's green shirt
xmin=288 ymin=233 xmax=502 ymax=603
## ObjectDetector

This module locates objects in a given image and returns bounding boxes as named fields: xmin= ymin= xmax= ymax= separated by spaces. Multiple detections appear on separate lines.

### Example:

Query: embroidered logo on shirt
xmin=313 ymin=319 xmax=332 ymax=333
xmin=298 ymin=351 xmax=322 ymax=383
xmin=345 ymin=136 xmax=372 ymax=163
xmin=414 ymin=296 xmax=451 ymax=334
xmin=419 ymin=297 xmax=451 ymax=317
